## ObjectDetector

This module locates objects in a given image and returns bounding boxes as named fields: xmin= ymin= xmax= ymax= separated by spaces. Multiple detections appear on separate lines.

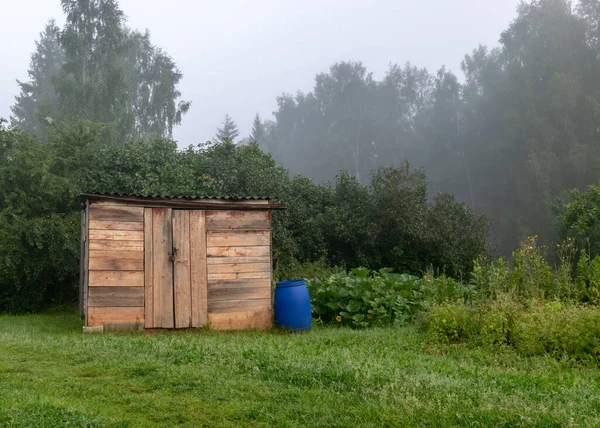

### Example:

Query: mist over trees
xmin=10 ymin=0 xmax=189 ymax=143
xmin=260 ymin=0 xmax=600 ymax=255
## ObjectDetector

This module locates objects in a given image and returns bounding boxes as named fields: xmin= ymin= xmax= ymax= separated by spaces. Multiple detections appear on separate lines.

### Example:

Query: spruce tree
xmin=214 ymin=113 xmax=240 ymax=144
xmin=11 ymin=20 xmax=65 ymax=140
xmin=249 ymin=113 xmax=264 ymax=144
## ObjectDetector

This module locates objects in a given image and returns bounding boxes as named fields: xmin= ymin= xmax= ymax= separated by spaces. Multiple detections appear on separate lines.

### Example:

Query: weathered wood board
xmin=89 ymin=205 xmax=144 ymax=222
xmin=207 ymin=246 xmax=270 ymax=258
xmin=88 ymin=307 xmax=144 ymax=327
xmin=207 ymin=263 xmax=271 ymax=274
xmin=89 ymin=230 xmax=144 ymax=241
xmin=207 ymin=256 xmax=270 ymax=265
xmin=208 ymin=278 xmax=271 ymax=289
xmin=208 ymin=271 xmax=271 ymax=281
xmin=88 ymin=286 xmax=144 ymax=307
xmin=89 ymin=240 xmax=144 ymax=251
xmin=89 ymin=220 xmax=144 ymax=231
xmin=173 ymin=210 xmax=192 ymax=328
xmin=208 ymin=287 xmax=271 ymax=301
xmin=89 ymin=271 xmax=144 ymax=287
xmin=144 ymin=208 xmax=154 ymax=328
xmin=190 ymin=210 xmax=208 ymax=327
xmin=206 ymin=210 xmax=269 ymax=231
xmin=208 ymin=298 xmax=271 ymax=314
xmin=152 ymin=208 xmax=174 ymax=328
xmin=207 ymin=231 xmax=269 ymax=247
xmin=89 ymin=250 xmax=143 ymax=271
xmin=208 ymin=310 xmax=272 ymax=330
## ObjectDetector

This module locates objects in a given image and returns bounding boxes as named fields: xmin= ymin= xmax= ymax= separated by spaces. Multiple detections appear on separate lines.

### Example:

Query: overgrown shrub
xmin=421 ymin=300 xmax=600 ymax=361
xmin=469 ymin=236 xmax=588 ymax=302
xmin=423 ymin=303 xmax=473 ymax=344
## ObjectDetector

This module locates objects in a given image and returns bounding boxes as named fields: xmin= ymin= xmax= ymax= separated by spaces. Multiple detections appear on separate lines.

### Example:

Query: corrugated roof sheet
xmin=82 ymin=192 xmax=272 ymax=201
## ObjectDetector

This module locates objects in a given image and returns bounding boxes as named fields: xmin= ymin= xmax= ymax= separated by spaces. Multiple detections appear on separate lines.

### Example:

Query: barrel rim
xmin=275 ymin=279 xmax=306 ymax=288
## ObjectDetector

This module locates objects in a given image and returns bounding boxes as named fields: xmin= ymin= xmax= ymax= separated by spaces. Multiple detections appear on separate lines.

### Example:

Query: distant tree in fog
xmin=214 ymin=113 xmax=240 ymax=144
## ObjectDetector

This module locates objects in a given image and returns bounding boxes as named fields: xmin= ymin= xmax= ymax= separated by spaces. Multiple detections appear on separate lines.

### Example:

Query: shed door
xmin=145 ymin=208 xmax=207 ymax=328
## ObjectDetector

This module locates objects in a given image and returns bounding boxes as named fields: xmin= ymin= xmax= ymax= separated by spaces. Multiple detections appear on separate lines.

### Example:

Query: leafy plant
xmin=307 ymin=268 xmax=473 ymax=328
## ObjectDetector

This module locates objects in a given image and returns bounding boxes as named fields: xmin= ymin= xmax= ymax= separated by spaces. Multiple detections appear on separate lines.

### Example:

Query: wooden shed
xmin=79 ymin=193 xmax=284 ymax=331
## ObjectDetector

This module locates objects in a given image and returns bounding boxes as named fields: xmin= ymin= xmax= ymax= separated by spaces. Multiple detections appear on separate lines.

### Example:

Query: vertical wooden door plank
xmin=153 ymin=208 xmax=174 ymax=328
xmin=84 ymin=201 xmax=90 ymax=326
xmin=144 ymin=208 xmax=154 ymax=328
xmin=190 ymin=210 xmax=208 ymax=327
xmin=173 ymin=210 xmax=192 ymax=328
xmin=79 ymin=209 xmax=85 ymax=319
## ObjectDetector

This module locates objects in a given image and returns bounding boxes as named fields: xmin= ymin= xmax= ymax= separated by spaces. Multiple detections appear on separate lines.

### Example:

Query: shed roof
xmin=81 ymin=192 xmax=285 ymax=210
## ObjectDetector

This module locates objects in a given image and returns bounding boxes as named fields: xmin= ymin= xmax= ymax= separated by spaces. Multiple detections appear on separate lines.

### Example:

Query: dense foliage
xmin=557 ymin=181 xmax=600 ymax=260
xmin=301 ymin=231 xmax=600 ymax=360
xmin=0 ymin=122 xmax=487 ymax=312
xmin=307 ymin=269 xmax=470 ymax=327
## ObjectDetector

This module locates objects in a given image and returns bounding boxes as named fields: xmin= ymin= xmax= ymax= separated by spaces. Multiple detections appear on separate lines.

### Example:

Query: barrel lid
xmin=276 ymin=279 xmax=306 ymax=288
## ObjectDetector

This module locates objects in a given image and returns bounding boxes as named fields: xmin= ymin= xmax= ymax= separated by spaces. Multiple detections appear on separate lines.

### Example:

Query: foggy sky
xmin=0 ymin=0 xmax=521 ymax=147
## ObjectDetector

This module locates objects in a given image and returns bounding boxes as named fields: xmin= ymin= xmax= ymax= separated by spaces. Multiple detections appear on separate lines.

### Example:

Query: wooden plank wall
xmin=86 ymin=202 xmax=145 ymax=327
xmin=205 ymin=210 xmax=272 ymax=330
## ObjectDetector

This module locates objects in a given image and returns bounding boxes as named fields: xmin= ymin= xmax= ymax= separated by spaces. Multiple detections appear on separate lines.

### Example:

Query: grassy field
xmin=0 ymin=313 xmax=599 ymax=427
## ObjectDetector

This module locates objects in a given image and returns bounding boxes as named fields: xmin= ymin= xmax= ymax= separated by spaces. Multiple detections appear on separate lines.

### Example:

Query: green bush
xmin=423 ymin=303 xmax=473 ymax=344
xmin=307 ymin=268 xmax=474 ymax=328
xmin=307 ymin=269 xmax=424 ymax=327
xmin=422 ymin=299 xmax=600 ymax=361
xmin=512 ymin=302 xmax=600 ymax=360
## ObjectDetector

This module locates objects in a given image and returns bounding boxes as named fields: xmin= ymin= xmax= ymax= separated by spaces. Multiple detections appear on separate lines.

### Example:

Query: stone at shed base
xmin=83 ymin=325 xmax=104 ymax=333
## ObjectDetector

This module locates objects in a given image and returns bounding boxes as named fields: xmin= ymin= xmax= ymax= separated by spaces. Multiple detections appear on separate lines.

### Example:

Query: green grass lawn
xmin=0 ymin=313 xmax=599 ymax=427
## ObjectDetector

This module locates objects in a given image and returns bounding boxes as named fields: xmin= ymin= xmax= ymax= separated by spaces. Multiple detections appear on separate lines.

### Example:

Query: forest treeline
xmin=242 ymin=0 xmax=600 ymax=254
xmin=3 ymin=0 xmax=600 ymax=311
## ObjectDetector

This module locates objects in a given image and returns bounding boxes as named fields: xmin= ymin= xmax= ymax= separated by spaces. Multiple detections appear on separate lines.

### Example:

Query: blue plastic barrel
xmin=274 ymin=279 xmax=312 ymax=331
